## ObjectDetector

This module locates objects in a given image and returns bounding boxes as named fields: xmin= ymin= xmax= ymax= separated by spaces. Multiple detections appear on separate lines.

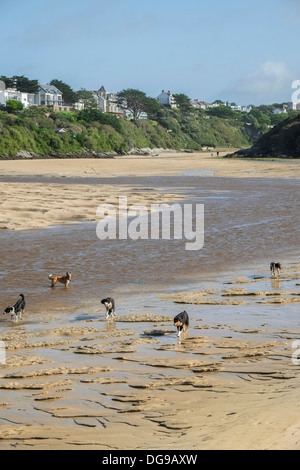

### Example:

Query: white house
xmin=229 ymin=104 xmax=252 ymax=113
xmin=94 ymin=86 xmax=123 ymax=115
xmin=206 ymin=102 xmax=221 ymax=109
xmin=123 ymin=109 xmax=148 ymax=120
xmin=273 ymin=107 xmax=288 ymax=115
xmin=156 ymin=90 xmax=177 ymax=108
xmin=191 ymin=100 xmax=221 ymax=110
xmin=35 ymin=84 xmax=63 ymax=107
xmin=73 ymin=100 xmax=85 ymax=111
xmin=0 ymin=81 xmax=35 ymax=109
xmin=191 ymin=100 xmax=208 ymax=110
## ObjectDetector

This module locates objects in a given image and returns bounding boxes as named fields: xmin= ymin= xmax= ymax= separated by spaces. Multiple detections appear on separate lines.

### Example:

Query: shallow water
xmin=0 ymin=175 xmax=299 ymax=317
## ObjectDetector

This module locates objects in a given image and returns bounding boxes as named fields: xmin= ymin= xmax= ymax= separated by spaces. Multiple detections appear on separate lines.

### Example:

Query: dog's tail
xmin=48 ymin=274 xmax=53 ymax=279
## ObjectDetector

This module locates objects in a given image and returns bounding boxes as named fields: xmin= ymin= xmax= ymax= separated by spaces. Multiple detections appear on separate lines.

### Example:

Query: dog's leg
xmin=270 ymin=263 xmax=275 ymax=277
xmin=109 ymin=309 xmax=115 ymax=319
xmin=277 ymin=265 xmax=281 ymax=276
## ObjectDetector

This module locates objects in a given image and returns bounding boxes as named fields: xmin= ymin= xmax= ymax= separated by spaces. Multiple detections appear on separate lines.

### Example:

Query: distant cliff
xmin=228 ymin=114 xmax=300 ymax=159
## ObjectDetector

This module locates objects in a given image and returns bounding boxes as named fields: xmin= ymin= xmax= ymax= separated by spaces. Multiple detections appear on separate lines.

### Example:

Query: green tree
xmin=12 ymin=75 xmax=39 ymax=93
xmin=117 ymin=89 xmax=149 ymax=122
xmin=76 ymin=88 xmax=97 ymax=109
xmin=50 ymin=79 xmax=77 ymax=105
xmin=6 ymin=99 xmax=23 ymax=112
xmin=0 ymin=75 xmax=12 ymax=88
xmin=249 ymin=107 xmax=271 ymax=126
xmin=77 ymin=108 xmax=122 ymax=133
xmin=143 ymin=97 xmax=162 ymax=119
xmin=0 ymin=75 xmax=39 ymax=93
xmin=206 ymin=105 xmax=236 ymax=118
xmin=173 ymin=93 xmax=193 ymax=113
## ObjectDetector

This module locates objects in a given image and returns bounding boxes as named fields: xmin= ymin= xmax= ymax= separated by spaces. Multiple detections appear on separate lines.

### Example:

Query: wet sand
xmin=0 ymin=153 xmax=299 ymax=450
xmin=0 ymin=265 xmax=300 ymax=450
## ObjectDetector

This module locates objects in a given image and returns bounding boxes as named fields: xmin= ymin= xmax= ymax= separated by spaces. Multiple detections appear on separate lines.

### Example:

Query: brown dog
xmin=49 ymin=272 xmax=72 ymax=288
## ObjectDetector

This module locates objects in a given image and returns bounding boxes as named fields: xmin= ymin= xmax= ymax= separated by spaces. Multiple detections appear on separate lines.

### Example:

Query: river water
xmin=0 ymin=174 xmax=299 ymax=317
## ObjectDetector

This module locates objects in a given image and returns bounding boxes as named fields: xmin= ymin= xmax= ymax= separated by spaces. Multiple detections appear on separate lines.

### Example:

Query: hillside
xmin=0 ymin=105 xmax=297 ymax=159
xmin=229 ymin=114 xmax=300 ymax=159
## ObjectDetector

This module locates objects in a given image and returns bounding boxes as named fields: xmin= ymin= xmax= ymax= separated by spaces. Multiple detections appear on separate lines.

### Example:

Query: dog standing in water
xmin=3 ymin=294 xmax=26 ymax=322
xmin=270 ymin=262 xmax=281 ymax=277
xmin=174 ymin=311 xmax=189 ymax=338
xmin=101 ymin=298 xmax=116 ymax=319
xmin=49 ymin=272 xmax=72 ymax=288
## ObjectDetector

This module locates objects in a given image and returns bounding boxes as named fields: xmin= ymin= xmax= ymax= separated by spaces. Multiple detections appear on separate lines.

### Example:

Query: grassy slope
xmin=0 ymin=106 xmax=267 ymax=158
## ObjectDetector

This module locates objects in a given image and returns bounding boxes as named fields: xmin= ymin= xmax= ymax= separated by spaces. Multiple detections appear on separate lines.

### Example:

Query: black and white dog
xmin=174 ymin=311 xmax=189 ymax=338
xmin=3 ymin=294 xmax=26 ymax=323
xmin=270 ymin=262 xmax=282 ymax=277
xmin=101 ymin=298 xmax=116 ymax=319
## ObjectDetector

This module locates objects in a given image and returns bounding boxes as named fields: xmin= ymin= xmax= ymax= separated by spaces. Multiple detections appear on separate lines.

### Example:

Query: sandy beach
xmin=0 ymin=150 xmax=298 ymax=232
xmin=0 ymin=150 xmax=299 ymax=179
xmin=0 ymin=151 xmax=299 ymax=450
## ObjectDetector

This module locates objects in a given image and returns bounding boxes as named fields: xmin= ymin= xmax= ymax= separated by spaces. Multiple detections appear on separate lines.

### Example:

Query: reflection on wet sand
xmin=0 ymin=172 xmax=299 ymax=450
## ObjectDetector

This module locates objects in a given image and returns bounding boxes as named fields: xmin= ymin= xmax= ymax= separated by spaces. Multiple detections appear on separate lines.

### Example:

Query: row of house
xmin=0 ymin=80 xmax=298 ymax=116
xmin=156 ymin=90 xmax=300 ymax=113
xmin=156 ymin=90 xmax=253 ymax=113
xmin=0 ymin=82 xmax=66 ymax=110
xmin=0 ymin=81 xmax=147 ymax=118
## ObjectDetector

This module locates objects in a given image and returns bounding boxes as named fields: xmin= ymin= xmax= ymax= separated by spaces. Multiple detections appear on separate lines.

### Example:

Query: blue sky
xmin=1 ymin=0 xmax=299 ymax=105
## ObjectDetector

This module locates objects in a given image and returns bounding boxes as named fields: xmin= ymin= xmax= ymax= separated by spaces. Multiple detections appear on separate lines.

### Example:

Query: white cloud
xmin=224 ymin=61 xmax=293 ymax=104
